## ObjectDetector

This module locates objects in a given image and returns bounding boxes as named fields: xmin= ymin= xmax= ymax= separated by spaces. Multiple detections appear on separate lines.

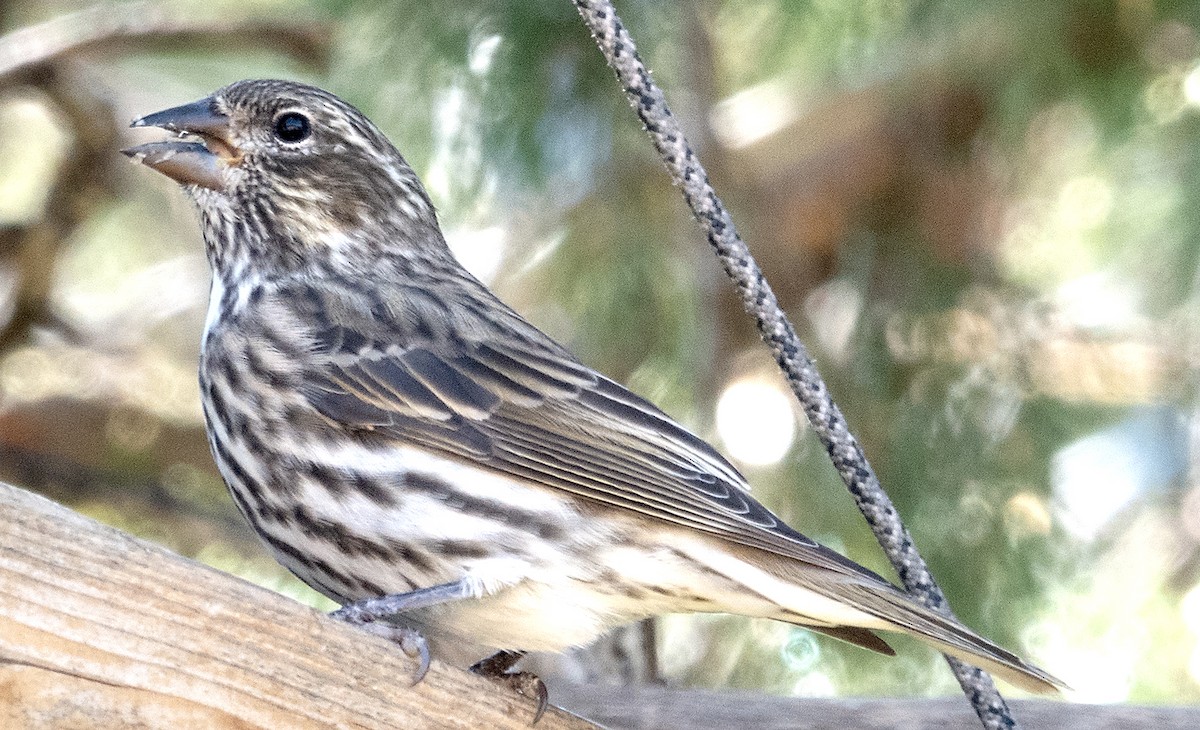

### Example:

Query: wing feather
xmin=290 ymin=287 xmax=885 ymax=583
xmin=399 ymin=349 xmax=501 ymax=418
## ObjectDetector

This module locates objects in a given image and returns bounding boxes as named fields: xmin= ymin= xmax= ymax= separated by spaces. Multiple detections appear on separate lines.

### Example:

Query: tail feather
xmin=807 ymin=579 xmax=1065 ymax=694
xmin=802 ymin=624 xmax=896 ymax=656
xmin=691 ymin=537 xmax=1063 ymax=692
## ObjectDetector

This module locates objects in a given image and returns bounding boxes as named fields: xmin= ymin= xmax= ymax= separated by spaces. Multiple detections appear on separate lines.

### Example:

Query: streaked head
xmin=125 ymin=79 xmax=441 ymax=278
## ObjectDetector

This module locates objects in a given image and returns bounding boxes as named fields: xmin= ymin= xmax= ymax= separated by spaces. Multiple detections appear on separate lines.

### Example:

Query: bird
xmin=123 ymin=79 xmax=1062 ymax=707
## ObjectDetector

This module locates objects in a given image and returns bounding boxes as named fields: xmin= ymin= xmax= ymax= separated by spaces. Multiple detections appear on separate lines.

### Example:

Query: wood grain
xmin=0 ymin=482 xmax=597 ymax=730
xmin=4 ymin=480 xmax=1194 ymax=729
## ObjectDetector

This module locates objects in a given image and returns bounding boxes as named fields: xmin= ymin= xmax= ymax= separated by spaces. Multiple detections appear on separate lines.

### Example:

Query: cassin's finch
xmin=124 ymin=80 xmax=1061 ymax=709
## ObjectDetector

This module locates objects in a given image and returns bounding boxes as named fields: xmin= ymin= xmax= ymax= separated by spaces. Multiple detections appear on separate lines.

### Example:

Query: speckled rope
xmin=570 ymin=1 xmax=1018 ymax=727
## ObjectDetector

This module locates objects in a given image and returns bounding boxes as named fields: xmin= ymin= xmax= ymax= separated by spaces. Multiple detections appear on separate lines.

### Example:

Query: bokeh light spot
xmin=716 ymin=376 xmax=797 ymax=466
xmin=469 ymin=34 xmax=502 ymax=76
xmin=781 ymin=628 xmax=821 ymax=673
xmin=1003 ymin=492 xmax=1053 ymax=537
xmin=445 ymin=225 xmax=507 ymax=284
xmin=1056 ymin=176 xmax=1112 ymax=231
xmin=1183 ymin=62 xmax=1200 ymax=107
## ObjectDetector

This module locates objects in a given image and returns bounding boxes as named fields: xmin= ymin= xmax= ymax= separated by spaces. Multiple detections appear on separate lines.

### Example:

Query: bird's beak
xmin=122 ymin=97 xmax=239 ymax=192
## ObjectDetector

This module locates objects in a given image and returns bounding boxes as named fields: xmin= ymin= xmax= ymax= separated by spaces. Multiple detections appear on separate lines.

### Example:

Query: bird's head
xmin=125 ymin=79 xmax=442 ymax=279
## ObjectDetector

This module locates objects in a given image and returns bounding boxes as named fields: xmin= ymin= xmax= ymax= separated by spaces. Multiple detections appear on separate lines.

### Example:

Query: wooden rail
xmin=0 ymin=482 xmax=595 ymax=729
xmin=3 ymin=480 xmax=1196 ymax=729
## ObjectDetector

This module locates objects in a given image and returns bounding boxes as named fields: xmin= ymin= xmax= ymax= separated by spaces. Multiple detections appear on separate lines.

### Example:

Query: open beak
xmin=122 ymin=97 xmax=239 ymax=192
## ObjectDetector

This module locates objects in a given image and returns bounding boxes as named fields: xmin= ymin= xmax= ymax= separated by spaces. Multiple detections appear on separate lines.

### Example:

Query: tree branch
xmin=0 ymin=2 xmax=329 ymax=86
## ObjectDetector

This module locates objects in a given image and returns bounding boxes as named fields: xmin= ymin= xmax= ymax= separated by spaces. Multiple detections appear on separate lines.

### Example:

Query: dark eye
xmin=273 ymin=112 xmax=311 ymax=143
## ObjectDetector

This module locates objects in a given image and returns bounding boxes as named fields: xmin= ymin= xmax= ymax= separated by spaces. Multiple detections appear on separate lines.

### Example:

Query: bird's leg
xmin=331 ymin=580 xmax=474 ymax=684
xmin=332 ymin=580 xmax=475 ymax=623
xmin=470 ymin=650 xmax=549 ymax=725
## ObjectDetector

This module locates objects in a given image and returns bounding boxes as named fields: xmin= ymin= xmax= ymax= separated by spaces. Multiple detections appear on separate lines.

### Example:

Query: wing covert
xmin=291 ymin=289 xmax=883 ymax=582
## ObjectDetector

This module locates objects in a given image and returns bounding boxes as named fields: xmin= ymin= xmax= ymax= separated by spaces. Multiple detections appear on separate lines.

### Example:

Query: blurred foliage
xmin=1 ymin=0 xmax=1199 ymax=707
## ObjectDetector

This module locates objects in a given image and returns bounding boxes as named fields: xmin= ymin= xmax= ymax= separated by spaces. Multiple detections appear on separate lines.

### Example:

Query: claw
xmin=503 ymin=672 xmax=548 ymax=725
xmin=333 ymin=614 xmax=431 ymax=685
xmin=398 ymin=628 xmax=432 ymax=685
xmin=470 ymin=651 xmax=548 ymax=725
xmin=524 ymin=674 xmax=549 ymax=725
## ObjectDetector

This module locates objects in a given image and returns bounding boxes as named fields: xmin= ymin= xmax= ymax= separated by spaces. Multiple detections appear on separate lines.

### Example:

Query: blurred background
xmin=0 ymin=0 xmax=1197 ymax=707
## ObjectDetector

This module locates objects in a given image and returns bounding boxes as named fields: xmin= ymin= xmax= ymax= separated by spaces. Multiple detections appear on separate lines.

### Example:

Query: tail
xmin=676 ymin=529 xmax=1063 ymax=692
xmin=788 ymin=579 xmax=1064 ymax=694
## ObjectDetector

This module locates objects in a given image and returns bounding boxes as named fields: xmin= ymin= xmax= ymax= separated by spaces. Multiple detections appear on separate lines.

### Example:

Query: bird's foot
xmin=470 ymin=650 xmax=548 ymax=725
xmin=331 ymin=611 xmax=431 ymax=685
xmin=328 ymin=582 xmax=476 ymax=685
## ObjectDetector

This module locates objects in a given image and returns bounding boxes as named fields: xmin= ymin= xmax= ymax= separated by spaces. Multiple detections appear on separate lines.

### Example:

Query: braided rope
xmin=570 ymin=2 xmax=1019 ymax=727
